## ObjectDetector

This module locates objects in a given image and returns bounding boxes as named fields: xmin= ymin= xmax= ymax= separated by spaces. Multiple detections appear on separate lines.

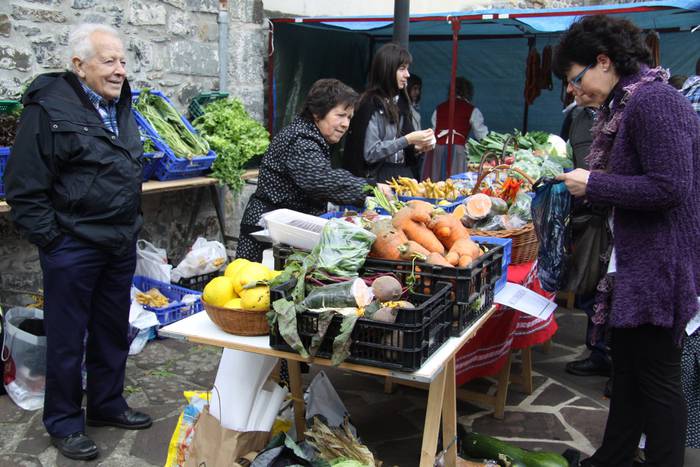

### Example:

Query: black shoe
xmin=565 ymin=357 xmax=611 ymax=377
xmin=603 ymin=378 xmax=613 ymax=398
xmin=86 ymin=408 xmax=152 ymax=430
xmin=51 ymin=432 xmax=98 ymax=460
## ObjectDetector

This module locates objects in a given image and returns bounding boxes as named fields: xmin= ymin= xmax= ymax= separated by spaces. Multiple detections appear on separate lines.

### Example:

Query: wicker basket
xmin=203 ymin=300 xmax=269 ymax=336
xmin=468 ymin=223 xmax=538 ymax=264
xmin=467 ymin=162 xmax=539 ymax=264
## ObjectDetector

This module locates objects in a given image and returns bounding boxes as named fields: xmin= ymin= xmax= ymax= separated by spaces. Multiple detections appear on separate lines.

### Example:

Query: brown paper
xmin=184 ymin=407 xmax=270 ymax=467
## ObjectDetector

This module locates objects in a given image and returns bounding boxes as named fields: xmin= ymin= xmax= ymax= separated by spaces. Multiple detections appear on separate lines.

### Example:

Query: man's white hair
xmin=68 ymin=23 xmax=121 ymax=70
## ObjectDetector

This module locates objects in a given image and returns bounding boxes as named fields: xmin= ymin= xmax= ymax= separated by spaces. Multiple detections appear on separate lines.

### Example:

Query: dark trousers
xmin=39 ymin=235 xmax=135 ymax=437
xmin=591 ymin=325 xmax=686 ymax=467
xmin=576 ymin=294 xmax=610 ymax=366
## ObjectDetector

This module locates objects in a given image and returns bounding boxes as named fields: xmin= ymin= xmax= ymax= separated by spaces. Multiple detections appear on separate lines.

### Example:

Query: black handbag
xmin=564 ymin=208 xmax=611 ymax=298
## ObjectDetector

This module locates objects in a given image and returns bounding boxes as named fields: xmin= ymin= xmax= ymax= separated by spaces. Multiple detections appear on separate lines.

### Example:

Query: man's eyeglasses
xmin=569 ymin=64 xmax=593 ymax=89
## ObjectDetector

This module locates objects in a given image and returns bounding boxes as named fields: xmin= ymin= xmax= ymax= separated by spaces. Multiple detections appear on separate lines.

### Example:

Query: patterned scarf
xmin=588 ymin=66 xmax=670 ymax=339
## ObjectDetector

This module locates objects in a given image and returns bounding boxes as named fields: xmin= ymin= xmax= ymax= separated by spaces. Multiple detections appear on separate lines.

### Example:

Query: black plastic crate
xmin=269 ymin=280 xmax=452 ymax=371
xmin=361 ymin=243 xmax=503 ymax=306
xmin=273 ymin=241 xmax=503 ymax=306
xmin=172 ymin=269 xmax=223 ymax=292
xmin=451 ymin=281 xmax=495 ymax=336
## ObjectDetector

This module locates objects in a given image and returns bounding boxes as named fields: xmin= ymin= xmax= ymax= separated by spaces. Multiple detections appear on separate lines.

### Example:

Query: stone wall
xmin=0 ymin=0 xmax=265 ymax=307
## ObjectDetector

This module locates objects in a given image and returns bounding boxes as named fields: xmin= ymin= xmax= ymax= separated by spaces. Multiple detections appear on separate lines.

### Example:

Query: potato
xmin=372 ymin=276 xmax=403 ymax=302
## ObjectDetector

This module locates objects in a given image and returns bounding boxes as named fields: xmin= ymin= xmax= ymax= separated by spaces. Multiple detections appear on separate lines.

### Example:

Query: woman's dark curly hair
xmin=552 ymin=15 xmax=652 ymax=79
xmin=300 ymin=78 xmax=359 ymax=121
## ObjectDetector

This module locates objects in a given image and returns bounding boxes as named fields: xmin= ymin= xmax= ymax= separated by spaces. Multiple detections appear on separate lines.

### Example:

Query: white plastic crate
xmin=261 ymin=209 xmax=328 ymax=250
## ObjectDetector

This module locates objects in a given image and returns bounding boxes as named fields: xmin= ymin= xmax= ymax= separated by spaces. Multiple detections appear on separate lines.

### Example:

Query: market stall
xmin=268 ymin=1 xmax=700 ymax=136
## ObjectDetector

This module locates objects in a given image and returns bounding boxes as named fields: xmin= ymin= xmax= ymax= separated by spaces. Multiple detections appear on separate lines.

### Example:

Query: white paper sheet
xmin=686 ymin=298 xmax=700 ymax=336
xmin=209 ymin=349 xmax=278 ymax=431
xmin=494 ymin=282 xmax=557 ymax=320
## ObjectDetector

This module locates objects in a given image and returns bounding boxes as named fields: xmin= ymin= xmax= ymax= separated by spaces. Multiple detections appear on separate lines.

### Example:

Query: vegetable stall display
xmin=193 ymin=98 xmax=270 ymax=194
xmin=133 ymin=90 xmax=210 ymax=160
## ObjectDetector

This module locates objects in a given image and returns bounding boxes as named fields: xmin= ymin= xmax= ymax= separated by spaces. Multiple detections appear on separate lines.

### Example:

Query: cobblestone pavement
xmin=0 ymin=307 xmax=694 ymax=466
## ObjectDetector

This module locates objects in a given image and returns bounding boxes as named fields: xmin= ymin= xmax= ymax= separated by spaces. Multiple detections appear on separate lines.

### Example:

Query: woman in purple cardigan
xmin=553 ymin=15 xmax=700 ymax=467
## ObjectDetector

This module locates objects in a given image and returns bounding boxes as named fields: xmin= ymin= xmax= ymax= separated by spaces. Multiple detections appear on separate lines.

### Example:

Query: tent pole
xmin=267 ymin=22 xmax=274 ymax=135
xmin=446 ymin=19 xmax=460 ymax=176
xmin=393 ymin=0 xmax=410 ymax=47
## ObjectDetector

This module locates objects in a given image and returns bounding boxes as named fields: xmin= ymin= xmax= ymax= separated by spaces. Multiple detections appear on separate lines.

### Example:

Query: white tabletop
xmin=159 ymin=305 xmax=495 ymax=384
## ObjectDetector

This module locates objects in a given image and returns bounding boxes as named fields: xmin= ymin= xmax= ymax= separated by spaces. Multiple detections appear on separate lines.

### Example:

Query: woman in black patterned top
xmin=236 ymin=79 xmax=390 ymax=262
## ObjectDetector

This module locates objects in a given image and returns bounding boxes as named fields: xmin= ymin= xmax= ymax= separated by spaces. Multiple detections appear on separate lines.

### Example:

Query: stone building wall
xmin=0 ymin=0 xmax=265 ymax=307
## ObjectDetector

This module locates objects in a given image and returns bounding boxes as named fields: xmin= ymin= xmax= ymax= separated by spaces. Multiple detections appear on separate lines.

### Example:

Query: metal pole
xmin=218 ymin=0 xmax=229 ymax=91
xmin=267 ymin=22 xmax=275 ymax=135
xmin=393 ymin=0 xmax=410 ymax=47
xmin=446 ymin=19 xmax=460 ymax=175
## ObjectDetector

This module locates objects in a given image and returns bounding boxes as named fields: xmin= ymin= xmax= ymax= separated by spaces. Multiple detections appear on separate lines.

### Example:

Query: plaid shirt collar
xmin=80 ymin=81 xmax=120 ymax=136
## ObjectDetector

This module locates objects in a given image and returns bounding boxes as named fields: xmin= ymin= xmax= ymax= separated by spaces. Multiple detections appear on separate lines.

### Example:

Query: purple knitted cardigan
xmin=585 ymin=70 xmax=700 ymax=343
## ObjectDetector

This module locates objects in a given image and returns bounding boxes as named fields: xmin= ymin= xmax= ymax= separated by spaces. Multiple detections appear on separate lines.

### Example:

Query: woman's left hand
xmin=377 ymin=183 xmax=395 ymax=200
xmin=555 ymin=168 xmax=590 ymax=197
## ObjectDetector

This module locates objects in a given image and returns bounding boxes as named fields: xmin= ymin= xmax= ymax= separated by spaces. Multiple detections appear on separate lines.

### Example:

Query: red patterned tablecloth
xmin=455 ymin=261 xmax=558 ymax=387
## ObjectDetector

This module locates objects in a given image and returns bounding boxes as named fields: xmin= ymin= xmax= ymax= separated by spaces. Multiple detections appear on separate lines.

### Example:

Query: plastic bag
xmin=135 ymin=239 xmax=172 ymax=283
xmin=2 ymin=307 xmax=47 ymax=410
xmin=532 ymin=179 xmax=572 ymax=292
xmin=127 ymin=294 xmax=160 ymax=355
xmin=507 ymin=190 xmax=533 ymax=223
xmin=315 ymin=219 xmax=376 ymax=278
xmin=165 ymin=391 xmax=210 ymax=467
xmin=171 ymin=237 xmax=227 ymax=282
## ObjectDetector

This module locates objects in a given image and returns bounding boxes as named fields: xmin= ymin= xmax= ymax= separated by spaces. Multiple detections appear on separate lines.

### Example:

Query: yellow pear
xmin=224 ymin=258 xmax=250 ymax=280
xmin=233 ymin=262 xmax=272 ymax=295
xmin=223 ymin=298 xmax=242 ymax=309
xmin=202 ymin=276 xmax=235 ymax=307
xmin=240 ymin=286 xmax=270 ymax=312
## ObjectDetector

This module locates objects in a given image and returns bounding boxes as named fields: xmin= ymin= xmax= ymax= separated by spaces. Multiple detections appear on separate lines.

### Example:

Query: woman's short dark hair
xmin=300 ymin=79 xmax=358 ymax=121
xmin=454 ymin=77 xmax=474 ymax=101
xmin=552 ymin=15 xmax=652 ymax=79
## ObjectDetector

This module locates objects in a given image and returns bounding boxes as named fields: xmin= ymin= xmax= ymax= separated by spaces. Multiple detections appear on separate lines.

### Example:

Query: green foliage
xmin=193 ymin=98 xmax=270 ymax=194
xmin=134 ymin=90 xmax=210 ymax=159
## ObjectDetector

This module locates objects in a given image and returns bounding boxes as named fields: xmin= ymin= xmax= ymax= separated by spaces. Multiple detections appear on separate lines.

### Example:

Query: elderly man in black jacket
xmin=4 ymin=23 xmax=151 ymax=461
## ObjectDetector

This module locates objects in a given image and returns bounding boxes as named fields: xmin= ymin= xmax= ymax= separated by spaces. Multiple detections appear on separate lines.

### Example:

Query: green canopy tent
xmin=268 ymin=1 xmax=700 ymax=141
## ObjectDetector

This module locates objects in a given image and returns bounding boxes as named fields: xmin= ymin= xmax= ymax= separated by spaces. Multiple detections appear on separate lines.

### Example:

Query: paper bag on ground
xmin=209 ymin=349 xmax=278 ymax=431
xmin=184 ymin=407 xmax=269 ymax=467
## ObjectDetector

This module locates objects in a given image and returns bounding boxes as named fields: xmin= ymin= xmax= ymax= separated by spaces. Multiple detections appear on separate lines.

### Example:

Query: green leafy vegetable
xmin=193 ymin=98 xmax=270 ymax=194
xmin=134 ymin=90 xmax=210 ymax=159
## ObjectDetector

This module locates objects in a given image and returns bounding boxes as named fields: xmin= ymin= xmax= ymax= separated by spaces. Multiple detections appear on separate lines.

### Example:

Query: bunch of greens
xmin=193 ymin=98 xmax=270 ymax=194
xmin=467 ymin=129 xmax=560 ymax=164
xmin=134 ymin=90 xmax=210 ymax=160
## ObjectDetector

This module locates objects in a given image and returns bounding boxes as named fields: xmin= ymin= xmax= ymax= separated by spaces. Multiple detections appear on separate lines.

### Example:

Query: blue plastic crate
xmin=0 ymin=146 xmax=8 ymax=197
xmin=131 ymin=89 xmax=216 ymax=180
xmin=141 ymin=151 xmax=163 ymax=181
xmin=470 ymin=235 xmax=512 ymax=294
xmin=320 ymin=205 xmax=363 ymax=219
xmin=132 ymin=275 xmax=203 ymax=326
xmin=398 ymin=195 xmax=465 ymax=213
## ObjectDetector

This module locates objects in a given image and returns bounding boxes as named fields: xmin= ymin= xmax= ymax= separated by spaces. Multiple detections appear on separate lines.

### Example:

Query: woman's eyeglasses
xmin=570 ymin=64 xmax=593 ymax=89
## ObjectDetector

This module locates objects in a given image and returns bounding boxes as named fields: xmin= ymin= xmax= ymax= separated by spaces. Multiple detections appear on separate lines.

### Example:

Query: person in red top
xmin=421 ymin=77 xmax=488 ymax=181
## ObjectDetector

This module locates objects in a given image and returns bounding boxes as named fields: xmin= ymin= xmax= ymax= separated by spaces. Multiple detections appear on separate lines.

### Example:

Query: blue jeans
xmin=39 ymin=235 xmax=136 ymax=437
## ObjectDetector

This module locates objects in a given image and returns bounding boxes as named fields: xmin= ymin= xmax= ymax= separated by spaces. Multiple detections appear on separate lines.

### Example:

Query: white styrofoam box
xmin=261 ymin=209 xmax=328 ymax=251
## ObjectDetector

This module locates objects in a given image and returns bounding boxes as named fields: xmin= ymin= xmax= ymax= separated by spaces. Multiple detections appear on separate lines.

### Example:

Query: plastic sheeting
xmin=271 ymin=1 xmax=700 ymax=135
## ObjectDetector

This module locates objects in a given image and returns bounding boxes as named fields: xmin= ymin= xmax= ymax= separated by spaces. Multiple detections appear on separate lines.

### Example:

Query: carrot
xmin=458 ymin=254 xmax=474 ymax=268
xmin=426 ymin=252 xmax=454 ymax=268
xmin=445 ymin=251 xmax=460 ymax=266
xmin=397 ymin=241 xmax=430 ymax=260
xmin=393 ymin=207 xmax=445 ymax=254
xmin=369 ymin=219 xmax=408 ymax=260
xmin=405 ymin=200 xmax=435 ymax=223
xmin=448 ymin=238 xmax=478 ymax=257
xmin=428 ymin=214 xmax=470 ymax=250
